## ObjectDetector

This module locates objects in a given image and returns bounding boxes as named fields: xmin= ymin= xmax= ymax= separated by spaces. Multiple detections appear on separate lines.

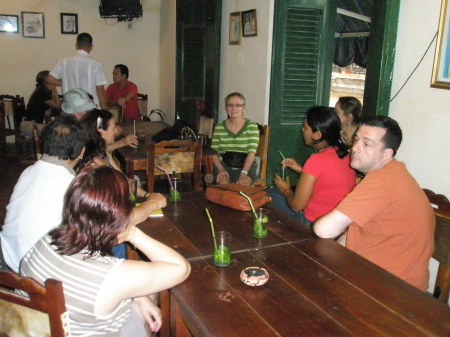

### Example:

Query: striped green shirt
xmin=211 ymin=119 xmax=259 ymax=153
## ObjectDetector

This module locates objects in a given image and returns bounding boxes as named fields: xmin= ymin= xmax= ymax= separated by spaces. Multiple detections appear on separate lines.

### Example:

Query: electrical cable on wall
xmin=390 ymin=31 xmax=438 ymax=102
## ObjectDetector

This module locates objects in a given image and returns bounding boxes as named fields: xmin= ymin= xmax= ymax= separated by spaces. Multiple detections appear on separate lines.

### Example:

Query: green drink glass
xmin=213 ymin=231 xmax=231 ymax=267
xmin=253 ymin=208 xmax=269 ymax=238
xmin=169 ymin=177 xmax=182 ymax=202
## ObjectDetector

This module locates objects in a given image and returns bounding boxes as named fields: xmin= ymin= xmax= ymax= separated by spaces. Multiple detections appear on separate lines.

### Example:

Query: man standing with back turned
xmin=314 ymin=116 xmax=435 ymax=291
xmin=47 ymin=32 xmax=108 ymax=109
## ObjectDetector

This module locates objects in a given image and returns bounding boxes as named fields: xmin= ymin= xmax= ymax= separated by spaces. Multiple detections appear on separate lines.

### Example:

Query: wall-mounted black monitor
xmin=99 ymin=0 xmax=142 ymax=20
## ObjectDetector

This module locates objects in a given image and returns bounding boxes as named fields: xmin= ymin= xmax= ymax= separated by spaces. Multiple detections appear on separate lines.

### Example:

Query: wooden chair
xmin=423 ymin=188 xmax=450 ymax=303
xmin=137 ymin=93 xmax=148 ymax=119
xmin=0 ymin=270 xmax=69 ymax=337
xmin=253 ymin=124 xmax=270 ymax=187
xmin=0 ymin=95 xmax=34 ymax=160
xmin=147 ymin=139 xmax=202 ymax=193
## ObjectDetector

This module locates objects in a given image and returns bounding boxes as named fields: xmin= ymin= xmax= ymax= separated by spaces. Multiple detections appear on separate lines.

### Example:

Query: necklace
xmin=316 ymin=145 xmax=330 ymax=153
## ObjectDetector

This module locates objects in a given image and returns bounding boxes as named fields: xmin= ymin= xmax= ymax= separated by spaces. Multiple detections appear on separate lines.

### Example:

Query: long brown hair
xmin=50 ymin=165 xmax=132 ymax=257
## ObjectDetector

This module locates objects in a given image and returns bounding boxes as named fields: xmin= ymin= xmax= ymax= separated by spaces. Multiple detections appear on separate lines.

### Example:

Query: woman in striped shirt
xmin=211 ymin=92 xmax=260 ymax=185
xmin=21 ymin=165 xmax=191 ymax=337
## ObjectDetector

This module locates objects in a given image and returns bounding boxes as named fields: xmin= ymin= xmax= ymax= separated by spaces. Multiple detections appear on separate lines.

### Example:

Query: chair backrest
xmin=423 ymin=188 xmax=450 ymax=303
xmin=147 ymin=139 xmax=202 ymax=193
xmin=0 ymin=95 xmax=26 ymax=131
xmin=0 ymin=270 xmax=69 ymax=337
xmin=253 ymin=124 xmax=270 ymax=187
xmin=33 ymin=123 xmax=42 ymax=160
xmin=137 ymin=93 xmax=148 ymax=118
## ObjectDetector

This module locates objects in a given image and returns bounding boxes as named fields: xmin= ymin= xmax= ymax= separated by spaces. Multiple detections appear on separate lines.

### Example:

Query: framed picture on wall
xmin=0 ymin=14 xmax=19 ymax=33
xmin=242 ymin=9 xmax=257 ymax=37
xmin=432 ymin=0 xmax=450 ymax=89
xmin=229 ymin=12 xmax=241 ymax=45
xmin=21 ymin=11 xmax=44 ymax=38
xmin=61 ymin=13 xmax=78 ymax=34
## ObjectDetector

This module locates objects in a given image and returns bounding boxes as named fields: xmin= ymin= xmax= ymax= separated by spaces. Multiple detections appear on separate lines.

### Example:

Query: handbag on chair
xmin=205 ymin=184 xmax=271 ymax=211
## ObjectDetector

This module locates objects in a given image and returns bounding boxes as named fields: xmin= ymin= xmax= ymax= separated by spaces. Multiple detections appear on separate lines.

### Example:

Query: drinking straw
xmin=205 ymin=208 xmax=218 ymax=252
xmin=133 ymin=120 xmax=136 ymax=136
xmin=239 ymin=191 xmax=258 ymax=219
xmin=278 ymin=150 xmax=286 ymax=179
xmin=156 ymin=165 xmax=174 ymax=190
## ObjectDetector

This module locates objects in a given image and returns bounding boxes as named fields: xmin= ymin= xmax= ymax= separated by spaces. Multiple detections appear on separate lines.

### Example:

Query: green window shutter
xmin=281 ymin=7 xmax=323 ymax=125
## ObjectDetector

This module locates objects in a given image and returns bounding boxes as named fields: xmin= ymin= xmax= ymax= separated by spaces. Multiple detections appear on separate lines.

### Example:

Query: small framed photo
xmin=431 ymin=0 xmax=450 ymax=89
xmin=242 ymin=9 xmax=257 ymax=37
xmin=229 ymin=12 xmax=241 ymax=45
xmin=61 ymin=13 xmax=78 ymax=35
xmin=21 ymin=11 xmax=44 ymax=38
xmin=0 ymin=15 xmax=19 ymax=33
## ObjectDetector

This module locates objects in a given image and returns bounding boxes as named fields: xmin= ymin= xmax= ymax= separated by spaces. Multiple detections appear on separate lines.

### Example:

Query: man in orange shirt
xmin=314 ymin=116 xmax=435 ymax=291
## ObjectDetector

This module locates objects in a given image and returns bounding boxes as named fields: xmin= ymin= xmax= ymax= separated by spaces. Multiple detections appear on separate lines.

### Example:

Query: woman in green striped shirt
xmin=211 ymin=92 xmax=260 ymax=185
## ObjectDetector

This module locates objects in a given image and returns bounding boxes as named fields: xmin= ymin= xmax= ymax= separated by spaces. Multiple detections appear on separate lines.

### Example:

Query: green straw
xmin=205 ymin=208 xmax=218 ymax=252
xmin=278 ymin=150 xmax=286 ymax=179
xmin=239 ymin=191 xmax=258 ymax=219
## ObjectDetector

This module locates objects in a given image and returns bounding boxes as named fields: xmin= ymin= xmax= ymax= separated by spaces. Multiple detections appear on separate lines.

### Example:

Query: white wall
xmin=219 ymin=0 xmax=274 ymax=124
xmin=0 ymin=0 xmax=161 ymax=115
xmin=390 ymin=0 xmax=450 ymax=298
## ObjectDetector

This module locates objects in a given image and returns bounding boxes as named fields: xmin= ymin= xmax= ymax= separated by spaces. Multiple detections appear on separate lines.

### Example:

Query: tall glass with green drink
xmin=213 ymin=231 xmax=231 ymax=267
xmin=253 ymin=208 xmax=269 ymax=238
xmin=169 ymin=176 xmax=181 ymax=201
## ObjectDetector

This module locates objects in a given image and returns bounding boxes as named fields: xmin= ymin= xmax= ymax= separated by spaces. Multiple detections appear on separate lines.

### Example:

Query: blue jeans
xmin=267 ymin=187 xmax=312 ymax=227
xmin=112 ymin=243 xmax=127 ymax=259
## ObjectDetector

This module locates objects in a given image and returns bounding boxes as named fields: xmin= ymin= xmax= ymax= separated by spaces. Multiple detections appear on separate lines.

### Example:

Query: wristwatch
xmin=241 ymin=170 xmax=248 ymax=175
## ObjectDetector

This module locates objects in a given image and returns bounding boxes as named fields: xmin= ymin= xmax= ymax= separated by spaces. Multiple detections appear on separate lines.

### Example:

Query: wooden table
xmin=115 ymin=121 xmax=168 ymax=178
xmin=132 ymin=192 xmax=450 ymax=337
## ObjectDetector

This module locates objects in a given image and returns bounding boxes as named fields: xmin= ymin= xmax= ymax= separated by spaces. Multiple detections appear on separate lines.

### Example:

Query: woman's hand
xmin=216 ymin=170 xmax=230 ymax=184
xmin=146 ymin=193 xmax=167 ymax=210
xmin=133 ymin=296 xmax=162 ymax=333
xmin=237 ymin=173 xmax=252 ymax=186
xmin=282 ymin=158 xmax=303 ymax=173
xmin=273 ymin=173 xmax=291 ymax=193
xmin=117 ymin=224 xmax=137 ymax=245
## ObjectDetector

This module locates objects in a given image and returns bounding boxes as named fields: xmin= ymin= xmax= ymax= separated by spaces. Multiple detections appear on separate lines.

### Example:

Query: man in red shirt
xmin=106 ymin=64 xmax=141 ymax=121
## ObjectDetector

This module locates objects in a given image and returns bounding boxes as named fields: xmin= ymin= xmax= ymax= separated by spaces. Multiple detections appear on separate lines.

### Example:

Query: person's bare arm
xmin=237 ymin=152 xmax=256 ymax=186
xmin=96 ymin=85 xmax=107 ymax=109
xmin=313 ymin=210 xmax=353 ymax=239
xmin=47 ymin=74 xmax=62 ymax=86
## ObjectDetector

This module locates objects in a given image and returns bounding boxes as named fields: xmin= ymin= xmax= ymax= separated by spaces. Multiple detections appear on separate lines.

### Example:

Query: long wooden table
xmin=132 ymin=191 xmax=450 ymax=337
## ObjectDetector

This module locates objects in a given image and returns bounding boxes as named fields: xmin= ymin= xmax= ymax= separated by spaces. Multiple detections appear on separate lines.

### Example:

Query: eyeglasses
xmin=226 ymin=104 xmax=245 ymax=108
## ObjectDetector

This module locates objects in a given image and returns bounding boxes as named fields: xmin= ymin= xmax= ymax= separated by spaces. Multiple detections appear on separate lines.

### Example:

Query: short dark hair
xmin=337 ymin=96 xmax=363 ymax=124
xmin=35 ymin=70 xmax=49 ymax=87
xmin=76 ymin=109 xmax=113 ymax=171
xmin=76 ymin=32 xmax=93 ymax=49
xmin=224 ymin=92 xmax=246 ymax=105
xmin=306 ymin=106 xmax=348 ymax=159
xmin=41 ymin=115 xmax=85 ymax=160
xmin=50 ymin=165 xmax=133 ymax=257
xmin=361 ymin=115 xmax=402 ymax=155
xmin=114 ymin=64 xmax=129 ymax=79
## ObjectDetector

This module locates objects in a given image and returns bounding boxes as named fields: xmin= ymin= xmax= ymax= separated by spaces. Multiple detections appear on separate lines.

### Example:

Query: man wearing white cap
xmin=61 ymin=88 xmax=97 ymax=120
xmin=62 ymin=88 xmax=138 ymax=148
xmin=48 ymin=33 xmax=107 ymax=109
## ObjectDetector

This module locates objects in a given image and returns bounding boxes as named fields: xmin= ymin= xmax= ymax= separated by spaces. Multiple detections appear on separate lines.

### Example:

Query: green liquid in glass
xmin=253 ymin=217 xmax=268 ymax=238
xmin=129 ymin=193 xmax=137 ymax=203
xmin=214 ymin=245 xmax=231 ymax=267
xmin=169 ymin=188 xmax=181 ymax=201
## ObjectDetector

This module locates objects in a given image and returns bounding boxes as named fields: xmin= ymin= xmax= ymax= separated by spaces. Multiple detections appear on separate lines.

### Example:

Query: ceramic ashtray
xmin=240 ymin=266 xmax=269 ymax=286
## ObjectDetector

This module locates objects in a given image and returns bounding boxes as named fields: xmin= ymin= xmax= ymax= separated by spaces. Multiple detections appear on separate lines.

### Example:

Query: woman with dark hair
xmin=20 ymin=165 xmax=191 ymax=337
xmin=268 ymin=106 xmax=356 ymax=226
xmin=78 ymin=109 xmax=165 ymax=227
xmin=335 ymin=96 xmax=363 ymax=146
xmin=210 ymin=92 xmax=260 ymax=185
xmin=25 ymin=70 xmax=61 ymax=124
